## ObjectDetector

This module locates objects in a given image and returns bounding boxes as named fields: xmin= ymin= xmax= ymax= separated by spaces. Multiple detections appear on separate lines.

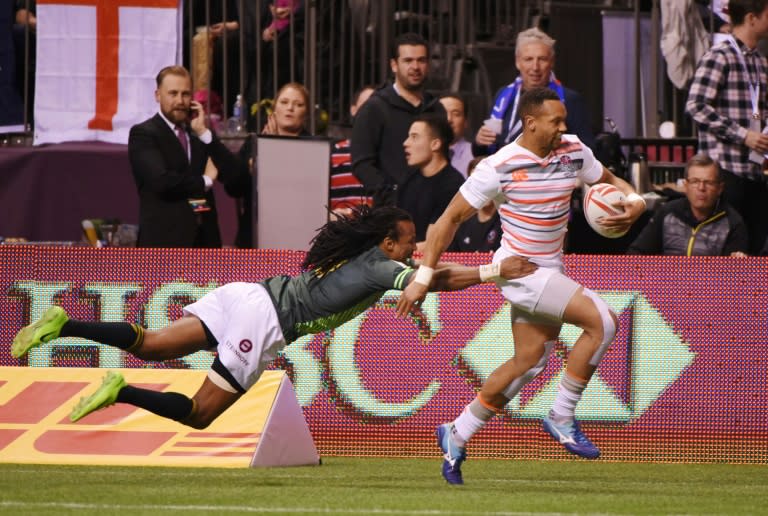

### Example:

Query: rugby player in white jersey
xmin=397 ymin=87 xmax=646 ymax=484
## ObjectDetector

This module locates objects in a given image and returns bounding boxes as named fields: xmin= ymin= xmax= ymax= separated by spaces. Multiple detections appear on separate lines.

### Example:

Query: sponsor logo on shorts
xmin=239 ymin=339 xmax=253 ymax=353
xmin=224 ymin=340 xmax=249 ymax=366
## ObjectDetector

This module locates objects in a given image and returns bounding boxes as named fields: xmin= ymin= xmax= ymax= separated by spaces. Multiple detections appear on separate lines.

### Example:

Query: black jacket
xmin=627 ymin=197 xmax=748 ymax=256
xmin=350 ymin=83 xmax=446 ymax=204
xmin=397 ymin=163 xmax=465 ymax=242
xmin=128 ymin=114 xmax=237 ymax=247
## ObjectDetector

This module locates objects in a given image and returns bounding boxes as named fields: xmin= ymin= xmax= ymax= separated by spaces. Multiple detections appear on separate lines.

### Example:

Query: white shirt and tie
xmin=157 ymin=111 xmax=214 ymax=190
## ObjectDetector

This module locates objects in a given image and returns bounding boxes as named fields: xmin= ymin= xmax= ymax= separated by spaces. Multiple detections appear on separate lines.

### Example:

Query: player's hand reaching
xmin=397 ymin=280 xmax=428 ymax=318
xmin=499 ymin=256 xmax=538 ymax=279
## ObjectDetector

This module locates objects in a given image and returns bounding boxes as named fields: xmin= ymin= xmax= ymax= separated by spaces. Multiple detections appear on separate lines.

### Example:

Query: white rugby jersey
xmin=460 ymin=134 xmax=603 ymax=262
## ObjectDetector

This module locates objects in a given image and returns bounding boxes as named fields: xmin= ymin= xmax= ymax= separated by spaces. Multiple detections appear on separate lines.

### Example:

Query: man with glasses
xmin=628 ymin=154 xmax=748 ymax=256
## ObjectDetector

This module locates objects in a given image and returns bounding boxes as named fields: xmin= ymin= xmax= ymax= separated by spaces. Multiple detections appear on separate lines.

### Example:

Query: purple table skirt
xmin=0 ymin=142 xmax=237 ymax=245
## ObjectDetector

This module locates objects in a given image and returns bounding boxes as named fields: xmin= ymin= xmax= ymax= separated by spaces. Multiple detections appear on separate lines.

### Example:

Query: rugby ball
xmin=583 ymin=183 xmax=628 ymax=238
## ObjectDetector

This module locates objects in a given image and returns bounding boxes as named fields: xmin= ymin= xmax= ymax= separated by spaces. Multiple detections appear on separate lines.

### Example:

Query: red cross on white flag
xmin=34 ymin=0 xmax=182 ymax=145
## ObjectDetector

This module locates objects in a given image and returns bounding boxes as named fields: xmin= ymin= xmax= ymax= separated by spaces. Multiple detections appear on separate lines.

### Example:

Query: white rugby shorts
xmin=183 ymin=282 xmax=286 ymax=391
xmin=491 ymin=247 xmax=581 ymax=326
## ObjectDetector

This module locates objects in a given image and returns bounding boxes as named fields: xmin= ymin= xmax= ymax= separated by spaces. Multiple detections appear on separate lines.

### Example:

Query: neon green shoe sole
xmin=69 ymin=371 xmax=127 ymax=422
xmin=11 ymin=305 xmax=69 ymax=358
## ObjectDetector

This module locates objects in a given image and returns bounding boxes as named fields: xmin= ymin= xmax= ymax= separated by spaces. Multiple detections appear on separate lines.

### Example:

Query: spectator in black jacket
xmin=398 ymin=114 xmax=464 ymax=246
xmin=628 ymin=154 xmax=748 ymax=256
xmin=351 ymin=32 xmax=446 ymax=206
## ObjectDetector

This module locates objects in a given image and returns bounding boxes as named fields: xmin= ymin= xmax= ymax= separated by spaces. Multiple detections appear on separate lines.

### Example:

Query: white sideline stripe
xmin=0 ymin=501 xmax=613 ymax=516
xmin=0 ymin=467 xmax=351 ymax=481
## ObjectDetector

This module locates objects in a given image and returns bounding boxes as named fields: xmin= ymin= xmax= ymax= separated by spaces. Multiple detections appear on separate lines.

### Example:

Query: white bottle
xmin=233 ymin=94 xmax=243 ymax=120
xmin=228 ymin=94 xmax=245 ymax=134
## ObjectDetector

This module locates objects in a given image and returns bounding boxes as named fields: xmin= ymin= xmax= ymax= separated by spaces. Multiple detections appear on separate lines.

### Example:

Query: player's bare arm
xmin=396 ymin=192 xmax=478 ymax=317
xmin=428 ymin=256 xmax=538 ymax=292
xmin=591 ymin=167 xmax=646 ymax=233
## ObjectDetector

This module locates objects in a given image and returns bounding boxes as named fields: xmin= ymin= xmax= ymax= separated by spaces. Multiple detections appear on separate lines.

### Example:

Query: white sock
xmin=549 ymin=374 xmax=587 ymax=424
xmin=452 ymin=397 xmax=496 ymax=445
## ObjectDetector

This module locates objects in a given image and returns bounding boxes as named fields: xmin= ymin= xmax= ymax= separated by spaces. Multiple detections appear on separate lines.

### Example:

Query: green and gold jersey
xmin=260 ymin=246 xmax=415 ymax=343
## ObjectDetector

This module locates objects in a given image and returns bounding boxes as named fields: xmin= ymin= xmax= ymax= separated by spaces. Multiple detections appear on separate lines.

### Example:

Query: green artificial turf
xmin=0 ymin=458 xmax=765 ymax=515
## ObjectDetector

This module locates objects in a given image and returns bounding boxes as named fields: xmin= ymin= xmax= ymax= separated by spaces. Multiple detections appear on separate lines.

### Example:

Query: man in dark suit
xmin=129 ymin=65 xmax=237 ymax=247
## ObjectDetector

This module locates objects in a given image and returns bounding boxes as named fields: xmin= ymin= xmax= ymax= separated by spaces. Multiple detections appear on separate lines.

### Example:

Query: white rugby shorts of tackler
xmin=184 ymin=282 xmax=287 ymax=392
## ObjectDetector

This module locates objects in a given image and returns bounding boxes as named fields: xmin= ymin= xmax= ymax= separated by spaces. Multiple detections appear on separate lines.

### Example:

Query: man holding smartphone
xmin=128 ymin=65 xmax=239 ymax=247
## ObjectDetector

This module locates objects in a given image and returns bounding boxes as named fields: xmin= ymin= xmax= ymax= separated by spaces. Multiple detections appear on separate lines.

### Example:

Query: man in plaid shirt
xmin=686 ymin=0 xmax=768 ymax=254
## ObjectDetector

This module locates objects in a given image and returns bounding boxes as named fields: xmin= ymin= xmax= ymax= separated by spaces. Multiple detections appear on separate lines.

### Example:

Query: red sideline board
xmin=1 ymin=247 xmax=767 ymax=464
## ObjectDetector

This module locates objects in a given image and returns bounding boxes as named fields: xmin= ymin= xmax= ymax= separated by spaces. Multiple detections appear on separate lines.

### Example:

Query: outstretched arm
xmin=427 ymin=256 xmax=537 ymax=291
xmin=396 ymin=192 xmax=477 ymax=316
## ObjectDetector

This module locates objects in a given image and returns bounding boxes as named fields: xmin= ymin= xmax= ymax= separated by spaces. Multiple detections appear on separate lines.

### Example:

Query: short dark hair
xmin=414 ymin=113 xmax=453 ymax=160
xmin=439 ymin=93 xmax=468 ymax=117
xmin=728 ymin=0 xmax=768 ymax=26
xmin=685 ymin=153 xmax=722 ymax=181
xmin=156 ymin=65 xmax=190 ymax=88
xmin=391 ymin=32 xmax=429 ymax=60
xmin=517 ymin=87 xmax=560 ymax=120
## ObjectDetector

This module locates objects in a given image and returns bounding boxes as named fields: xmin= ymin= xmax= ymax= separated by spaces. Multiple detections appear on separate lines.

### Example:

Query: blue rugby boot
xmin=436 ymin=423 xmax=466 ymax=485
xmin=543 ymin=415 xmax=600 ymax=459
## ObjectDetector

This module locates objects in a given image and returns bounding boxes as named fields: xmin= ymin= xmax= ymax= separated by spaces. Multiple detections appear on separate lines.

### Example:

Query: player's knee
xmin=582 ymin=289 xmax=617 ymax=366
xmin=597 ymin=305 xmax=617 ymax=345
xmin=583 ymin=290 xmax=616 ymax=343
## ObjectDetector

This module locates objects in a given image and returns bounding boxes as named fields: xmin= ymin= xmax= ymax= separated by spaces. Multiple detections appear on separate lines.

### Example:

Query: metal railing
xmin=6 ymin=1 xmax=657 ymax=141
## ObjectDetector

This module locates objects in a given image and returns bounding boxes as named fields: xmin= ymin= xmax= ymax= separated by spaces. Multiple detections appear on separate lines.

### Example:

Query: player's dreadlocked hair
xmin=302 ymin=205 xmax=413 ymax=273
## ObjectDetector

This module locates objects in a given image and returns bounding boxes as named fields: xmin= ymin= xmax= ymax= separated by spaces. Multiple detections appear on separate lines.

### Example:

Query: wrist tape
xmin=414 ymin=266 xmax=434 ymax=286
xmin=479 ymin=262 xmax=501 ymax=282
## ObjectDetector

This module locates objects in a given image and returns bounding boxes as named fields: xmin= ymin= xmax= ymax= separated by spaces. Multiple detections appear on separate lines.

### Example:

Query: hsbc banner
xmin=1 ymin=247 xmax=766 ymax=464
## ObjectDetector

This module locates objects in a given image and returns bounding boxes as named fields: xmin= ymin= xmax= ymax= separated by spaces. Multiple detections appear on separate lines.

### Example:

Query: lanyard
xmin=504 ymin=78 xmax=524 ymax=143
xmin=727 ymin=36 xmax=761 ymax=118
